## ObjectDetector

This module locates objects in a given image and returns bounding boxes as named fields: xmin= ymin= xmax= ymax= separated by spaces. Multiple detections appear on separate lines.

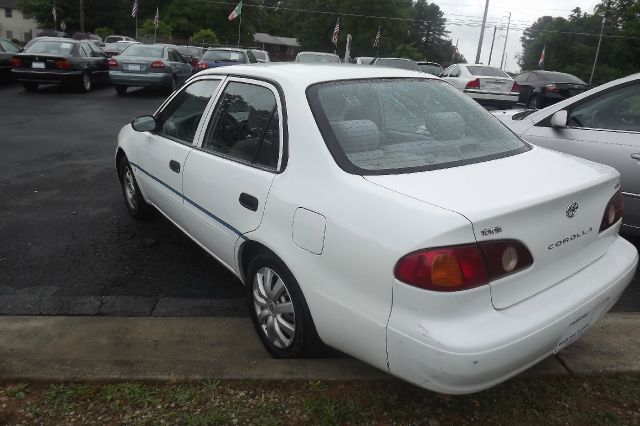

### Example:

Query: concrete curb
xmin=0 ymin=314 xmax=637 ymax=382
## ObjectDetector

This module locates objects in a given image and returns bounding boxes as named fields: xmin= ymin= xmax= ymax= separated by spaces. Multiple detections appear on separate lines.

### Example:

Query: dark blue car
xmin=196 ymin=48 xmax=258 ymax=72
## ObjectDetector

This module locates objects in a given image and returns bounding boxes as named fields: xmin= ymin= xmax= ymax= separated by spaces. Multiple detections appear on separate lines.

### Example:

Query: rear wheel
xmin=79 ymin=71 xmax=92 ymax=92
xmin=119 ymin=159 xmax=151 ymax=219
xmin=22 ymin=82 xmax=38 ymax=91
xmin=115 ymin=85 xmax=128 ymax=96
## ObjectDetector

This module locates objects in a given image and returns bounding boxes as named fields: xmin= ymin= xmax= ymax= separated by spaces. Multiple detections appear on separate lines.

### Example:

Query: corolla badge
xmin=566 ymin=202 xmax=579 ymax=218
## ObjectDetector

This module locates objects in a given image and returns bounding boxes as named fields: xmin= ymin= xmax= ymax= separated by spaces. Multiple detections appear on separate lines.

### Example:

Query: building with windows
xmin=0 ymin=0 xmax=39 ymax=42
xmin=253 ymin=33 xmax=299 ymax=62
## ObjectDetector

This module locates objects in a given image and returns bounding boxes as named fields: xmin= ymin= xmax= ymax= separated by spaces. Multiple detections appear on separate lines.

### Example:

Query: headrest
xmin=330 ymin=120 xmax=380 ymax=153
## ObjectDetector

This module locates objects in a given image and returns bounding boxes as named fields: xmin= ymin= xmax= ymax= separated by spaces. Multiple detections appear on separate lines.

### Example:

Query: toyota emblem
xmin=566 ymin=202 xmax=579 ymax=218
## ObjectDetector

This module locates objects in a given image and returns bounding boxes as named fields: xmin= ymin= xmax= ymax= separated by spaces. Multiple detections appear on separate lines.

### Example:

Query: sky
xmin=436 ymin=0 xmax=600 ymax=72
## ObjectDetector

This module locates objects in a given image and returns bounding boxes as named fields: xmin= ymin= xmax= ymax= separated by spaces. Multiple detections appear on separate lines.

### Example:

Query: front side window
xmin=155 ymin=80 xmax=221 ymax=144
xmin=568 ymin=83 xmax=640 ymax=132
xmin=202 ymin=81 xmax=280 ymax=170
xmin=308 ymin=78 xmax=529 ymax=174
xmin=448 ymin=65 xmax=461 ymax=77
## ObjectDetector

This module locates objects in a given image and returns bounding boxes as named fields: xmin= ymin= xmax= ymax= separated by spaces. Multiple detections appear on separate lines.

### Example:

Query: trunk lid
xmin=365 ymin=147 xmax=620 ymax=309
xmin=117 ymin=56 xmax=153 ymax=73
xmin=477 ymin=76 xmax=514 ymax=93
xmin=13 ymin=53 xmax=71 ymax=70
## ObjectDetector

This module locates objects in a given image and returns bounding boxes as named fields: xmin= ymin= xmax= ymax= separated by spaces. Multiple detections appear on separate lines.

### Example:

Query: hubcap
xmin=252 ymin=267 xmax=296 ymax=349
xmin=123 ymin=167 xmax=137 ymax=210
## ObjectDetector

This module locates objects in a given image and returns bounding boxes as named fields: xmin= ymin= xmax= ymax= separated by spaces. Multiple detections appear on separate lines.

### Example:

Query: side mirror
xmin=550 ymin=110 xmax=568 ymax=128
xmin=131 ymin=115 xmax=158 ymax=132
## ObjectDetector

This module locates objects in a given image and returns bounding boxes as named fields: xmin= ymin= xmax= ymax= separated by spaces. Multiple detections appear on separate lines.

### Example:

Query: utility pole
xmin=451 ymin=38 xmax=458 ymax=64
xmin=474 ymin=0 xmax=490 ymax=64
xmin=590 ymin=0 xmax=611 ymax=85
xmin=500 ymin=12 xmax=511 ymax=70
xmin=79 ymin=0 xmax=85 ymax=32
xmin=488 ymin=26 xmax=497 ymax=65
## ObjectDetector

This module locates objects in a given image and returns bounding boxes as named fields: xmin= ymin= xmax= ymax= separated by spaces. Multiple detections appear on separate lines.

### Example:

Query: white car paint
xmin=441 ymin=63 xmax=518 ymax=107
xmin=116 ymin=64 xmax=637 ymax=394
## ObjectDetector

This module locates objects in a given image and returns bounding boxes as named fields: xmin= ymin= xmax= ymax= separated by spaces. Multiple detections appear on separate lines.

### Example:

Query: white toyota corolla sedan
xmin=115 ymin=64 xmax=638 ymax=394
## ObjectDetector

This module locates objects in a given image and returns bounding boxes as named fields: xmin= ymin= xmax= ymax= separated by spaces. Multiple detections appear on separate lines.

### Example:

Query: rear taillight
xmin=9 ymin=57 xmax=22 ymax=68
xmin=54 ymin=59 xmax=71 ymax=70
xmin=599 ymin=190 xmax=624 ymax=233
xmin=108 ymin=58 xmax=118 ymax=68
xmin=151 ymin=60 xmax=165 ymax=69
xmin=546 ymin=83 xmax=559 ymax=93
xmin=511 ymin=81 xmax=520 ymax=93
xmin=394 ymin=240 xmax=533 ymax=292
xmin=191 ymin=58 xmax=199 ymax=67
xmin=197 ymin=61 xmax=208 ymax=70
xmin=465 ymin=78 xmax=480 ymax=89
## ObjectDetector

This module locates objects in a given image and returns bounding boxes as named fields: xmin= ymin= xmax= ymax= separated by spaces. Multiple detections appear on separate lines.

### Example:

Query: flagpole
xmin=135 ymin=15 xmax=138 ymax=40
xmin=237 ymin=13 xmax=241 ymax=46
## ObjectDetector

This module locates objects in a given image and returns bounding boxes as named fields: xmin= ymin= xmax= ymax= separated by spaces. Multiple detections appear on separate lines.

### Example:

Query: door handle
xmin=239 ymin=193 xmax=259 ymax=211
xmin=631 ymin=154 xmax=640 ymax=161
xmin=169 ymin=160 xmax=181 ymax=173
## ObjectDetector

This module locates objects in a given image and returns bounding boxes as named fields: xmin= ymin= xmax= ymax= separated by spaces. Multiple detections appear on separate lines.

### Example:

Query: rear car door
xmin=168 ymin=49 xmax=191 ymax=83
xmin=522 ymin=81 xmax=640 ymax=231
xmin=182 ymin=77 xmax=283 ymax=270
xmin=133 ymin=79 xmax=223 ymax=224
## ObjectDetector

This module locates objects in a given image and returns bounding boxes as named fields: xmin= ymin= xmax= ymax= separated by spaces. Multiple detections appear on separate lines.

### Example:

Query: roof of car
xmin=198 ymin=63 xmax=437 ymax=86
xmin=30 ymin=37 xmax=80 ymax=43
xmin=297 ymin=51 xmax=339 ymax=56
xmin=206 ymin=47 xmax=249 ymax=52
xmin=417 ymin=61 xmax=441 ymax=66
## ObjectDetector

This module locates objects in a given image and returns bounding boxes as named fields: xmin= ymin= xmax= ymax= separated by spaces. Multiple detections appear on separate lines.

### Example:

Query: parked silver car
xmin=108 ymin=44 xmax=192 ymax=95
xmin=496 ymin=73 xmax=640 ymax=234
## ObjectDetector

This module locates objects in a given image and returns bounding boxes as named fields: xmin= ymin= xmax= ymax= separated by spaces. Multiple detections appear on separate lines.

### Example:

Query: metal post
xmin=500 ymin=12 xmax=511 ymax=70
xmin=237 ymin=13 xmax=242 ymax=46
xmin=79 ymin=0 xmax=85 ymax=32
xmin=488 ymin=26 xmax=497 ymax=65
xmin=474 ymin=0 xmax=490 ymax=64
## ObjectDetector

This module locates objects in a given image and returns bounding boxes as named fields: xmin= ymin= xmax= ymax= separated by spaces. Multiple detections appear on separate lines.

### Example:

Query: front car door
xmin=133 ymin=78 xmax=222 ymax=224
xmin=521 ymin=81 xmax=640 ymax=232
xmin=182 ymin=77 xmax=283 ymax=270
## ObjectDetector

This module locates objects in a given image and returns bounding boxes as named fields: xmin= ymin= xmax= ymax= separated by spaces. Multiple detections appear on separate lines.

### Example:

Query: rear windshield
xmin=176 ymin=46 xmax=202 ymax=57
xmin=105 ymin=42 xmax=133 ymax=53
xmin=26 ymin=41 xmax=75 ymax=55
xmin=251 ymin=50 xmax=267 ymax=60
xmin=466 ymin=66 xmax=508 ymax=78
xmin=307 ymin=78 xmax=528 ymax=174
xmin=202 ymin=49 xmax=247 ymax=63
xmin=418 ymin=64 xmax=443 ymax=75
xmin=104 ymin=36 xmax=121 ymax=44
xmin=120 ymin=45 xmax=164 ymax=58
xmin=374 ymin=59 xmax=418 ymax=71
xmin=297 ymin=53 xmax=340 ymax=63
xmin=538 ymin=71 xmax=586 ymax=84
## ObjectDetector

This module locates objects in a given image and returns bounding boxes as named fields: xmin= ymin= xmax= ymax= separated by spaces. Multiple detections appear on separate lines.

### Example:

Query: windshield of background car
xmin=120 ymin=45 xmax=164 ymax=58
xmin=105 ymin=42 xmax=132 ymax=53
xmin=375 ymin=59 xmax=418 ymax=70
xmin=202 ymin=49 xmax=247 ymax=63
xmin=418 ymin=64 xmax=443 ymax=75
xmin=297 ymin=53 xmax=340 ymax=63
xmin=307 ymin=78 xmax=529 ymax=174
xmin=26 ymin=41 xmax=75 ymax=55
xmin=539 ymin=71 xmax=586 ymax=84
xmin=467 ymin=66 xmax=509 ymax=78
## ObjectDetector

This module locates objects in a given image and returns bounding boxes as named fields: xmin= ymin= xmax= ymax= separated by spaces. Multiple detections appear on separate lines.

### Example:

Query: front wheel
xmin=79 ymin=71 xmax=92 ymax=92
xmin=119 ymin=159 xmax=151 ymax=219
xmin=248 ymin=254 xmax=321 ymax=358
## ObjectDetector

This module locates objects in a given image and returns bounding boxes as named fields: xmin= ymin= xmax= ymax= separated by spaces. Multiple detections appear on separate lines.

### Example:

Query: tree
xmin=191 ymin=28 xmax=220 ymax=45
xmin=94 ymin=27 xmax=113 ymax=40
xmin=140 ymin=19 xmax=172 ymax=40
xmin=393 ymin=43 xmax=424 ymax=60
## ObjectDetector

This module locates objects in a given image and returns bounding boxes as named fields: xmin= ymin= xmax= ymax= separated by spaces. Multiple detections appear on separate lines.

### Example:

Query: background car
xmin=250 ymin=49 xmax=271 ymax=63
xmin=196 ymin=47 xmax=258 ymax=72
xmin=109 ymin=44 xmax=193 ymax=95
xmin=295 ymin=51 xmax=340 ymax=63
xmin=72 ymin=32 xmax=105 ymax=48
xmin=10 ymin=37 xmax=109 ymax=92
xmin=417 ymin=61 xmax=443 ymax=76
xmin=440 ymin=63 xmax=519 ymax=108
xmin=0 ymin=38 xmax=21 ymax=81
xmin=371 ymin=57 xmax=418 ymax=71
xmin=497 ymin=73 xmax=640 ymax=234
xmin=103 ymin=41 xmax=140 ymax=57
xmin=355 ymin=56 xmax=374 ymax=65
xmin=176 ymin=45 xmax=206 ymax=71
xmin=105 ymin=35 xmax=136 ymax=44
xmin=514 ymin=70 xmax=589 ymax=109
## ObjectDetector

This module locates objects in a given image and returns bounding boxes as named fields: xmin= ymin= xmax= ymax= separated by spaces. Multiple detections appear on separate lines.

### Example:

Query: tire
xmin=22 ymin=82 xmax=38 ymax=91
xmin=528 ymin=95 xmax=542 ymax=110
xmin=119 ymin=159 xmax=151 ymax=219
xmin=247 ymin=254 xmax=322 ymax=358
xmin=79 ymin=71 xmax=92 ymax=92
xmin=115 ymin=85 xmax=127 ymax=96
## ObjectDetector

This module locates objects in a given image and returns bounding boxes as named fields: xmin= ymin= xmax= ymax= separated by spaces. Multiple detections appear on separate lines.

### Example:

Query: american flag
xmin=153 ymin=6 xmax=159 ymax=28
xmin=331 ymin=17 xmax=340 ymax=46
xmin=131 ymin=0 xmax=139 ymax=18
xmin=373 ymin=26 xmax=381 ymax=48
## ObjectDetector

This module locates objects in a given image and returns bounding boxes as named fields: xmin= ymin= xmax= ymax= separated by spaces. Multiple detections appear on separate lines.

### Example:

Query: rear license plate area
xmin=32 ymin=62 xmax=45 ymax=69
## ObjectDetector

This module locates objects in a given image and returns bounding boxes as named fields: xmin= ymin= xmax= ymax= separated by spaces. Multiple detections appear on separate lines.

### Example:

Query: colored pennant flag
xmin=153 ymin=6 xmax=159 ymax=28
xmin=228 ymin=0 xmax=242 ymax=21
xmin=538 ymin=45 xmax=545 ymax=69
xmin=373 ymin=25 xmax=381 ymax=48
xmin=131 ymin=0 xmax=139 ymax=18
xmin=331 ymin=17 xmax=340 ymax=46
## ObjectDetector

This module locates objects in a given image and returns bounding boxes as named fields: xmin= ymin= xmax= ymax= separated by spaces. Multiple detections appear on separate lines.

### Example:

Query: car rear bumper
xmin=387 ymin=235 xmax=637 ymax=394
xmin=12 ymin=69 xmax=82 ymax=84
xmin=109 ymin=71 xmax=172 ymax=88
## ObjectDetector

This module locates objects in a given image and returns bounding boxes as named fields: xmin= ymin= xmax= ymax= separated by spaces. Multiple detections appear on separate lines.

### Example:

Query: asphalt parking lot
xmin=1 ymin=82 xmax=639 ymax=316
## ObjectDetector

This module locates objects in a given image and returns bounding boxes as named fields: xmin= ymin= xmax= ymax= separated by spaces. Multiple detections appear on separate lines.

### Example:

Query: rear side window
xmin=307 ymin=78 xmax=529 ymax=175
xmin=202 ymin=81 xmax=280 ymax=170
xmin=155 ymin=80 xmax=221 ymax=144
